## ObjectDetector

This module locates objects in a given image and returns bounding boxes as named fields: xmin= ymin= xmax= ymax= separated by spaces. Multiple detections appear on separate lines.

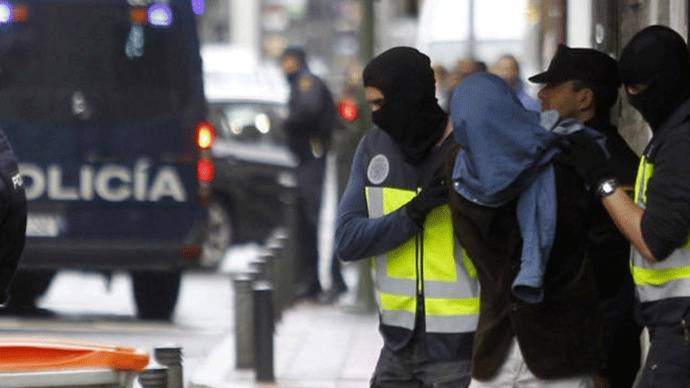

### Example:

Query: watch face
xmin=602 ymin=181 xmax=614 ymax=193
xmin=599 ymin=180 xmax=617 ymax=196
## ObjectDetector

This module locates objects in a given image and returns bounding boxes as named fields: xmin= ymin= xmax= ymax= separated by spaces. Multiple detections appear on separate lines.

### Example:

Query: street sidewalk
xmin=190 ymin=300 xmax=381 ymax=388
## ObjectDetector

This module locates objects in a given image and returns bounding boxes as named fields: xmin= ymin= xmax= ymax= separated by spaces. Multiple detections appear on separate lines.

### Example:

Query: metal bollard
xmin=154 ymin=346 xmax=183 ymax=388
xmin=273 ymin=232 xmax=294 ymax=310
xmin=233 ymin=273 xmax=255 ymax=369
xmin=250 ymin=253 xmax=272 ymax=283
xmin=280 ymin=186 xmax=299 ymax=305
xmin=266 ymin=237 xmax=286 ymax=321
xmin=138 ymin=367 xmax=168 ymax=388
xmin=259 ymin=250 xmax=274 ymax=284
xmin=253 ymin=280 xmax=275 ymax=382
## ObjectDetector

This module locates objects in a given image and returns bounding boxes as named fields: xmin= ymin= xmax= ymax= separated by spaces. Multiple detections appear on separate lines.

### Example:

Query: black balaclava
xmin=619 ymin=25 xmax=690 ymax=131
xmin=363 ymin=47 xmax=447 ymax=165
xmin=282 ymin=46 xmax=307 ymax=83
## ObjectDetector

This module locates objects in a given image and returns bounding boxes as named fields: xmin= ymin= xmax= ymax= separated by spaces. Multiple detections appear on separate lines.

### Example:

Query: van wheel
xmin=3 ymin=269 xmax=56 ymax=311
xmin=201 ymin=199 xmax=233 ymax=267
xmin=131 ymin=271 xmax=181 ymax=321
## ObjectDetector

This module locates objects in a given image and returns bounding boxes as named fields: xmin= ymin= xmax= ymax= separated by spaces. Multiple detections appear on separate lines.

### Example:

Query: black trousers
xmin=638 ymin=325 xmax=690 ymax=388
xmin=371 ymin=331 xmax=471 ymax=388
xmin=600 ymin=278 xmax=642 ymax=388
xmin=294 ymin=155 xmax=345 ymax=291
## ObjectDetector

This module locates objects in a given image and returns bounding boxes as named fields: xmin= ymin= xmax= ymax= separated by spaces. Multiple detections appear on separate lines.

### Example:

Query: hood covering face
xmin=450 ymin=73 xmax=606 ymax=304
xmin=619 ymin=25 xmax=690 ymax=131
xmin=451 ymin=73 xmax=557 ymax=205
xmin=363 ymin=47 xmax=447 ymax=165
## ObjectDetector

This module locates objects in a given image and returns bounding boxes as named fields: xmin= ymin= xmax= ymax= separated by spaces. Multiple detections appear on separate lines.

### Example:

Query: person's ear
xmin=576 ymin=88 xmax=594 ymax=112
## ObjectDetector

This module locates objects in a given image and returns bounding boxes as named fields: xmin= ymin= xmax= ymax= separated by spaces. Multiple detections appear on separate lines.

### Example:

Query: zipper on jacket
xmin=415 ymin=185 xmax=424 ymax=297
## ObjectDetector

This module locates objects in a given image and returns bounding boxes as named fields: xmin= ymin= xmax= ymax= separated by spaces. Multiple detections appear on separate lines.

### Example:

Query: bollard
xmin=266 ymin=237 xmax=286 ymax=321
xmin=139 ymin=367 xmax=168 ymax=388
xmin=259 ymin=250 xmax=275 ymax=284
xmin=253 ymin=280 xmax=275 ymax=383
xmin=280 ymin=185 xmax=299 ymax=307
xmin=233 ymin=273 xmax=255 ymax=369
xmin=154 ymin=346 xmax=183 ymax=388
xmin=272 ymin=232 xmax=293 ymax=310
xmin=250 ymin=253 xmax=272 ymax=283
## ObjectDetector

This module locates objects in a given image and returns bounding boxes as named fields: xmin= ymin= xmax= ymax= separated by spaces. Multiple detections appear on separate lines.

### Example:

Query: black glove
xmin=405 ymin=175 xmax=448 ymax=227
xmin=557 ymin=131 xmax=613 ymax=189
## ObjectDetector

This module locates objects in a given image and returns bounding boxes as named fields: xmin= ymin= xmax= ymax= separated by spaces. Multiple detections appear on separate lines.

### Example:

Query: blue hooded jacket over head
xmin=450 ymin=73 xmax=603 ymax=303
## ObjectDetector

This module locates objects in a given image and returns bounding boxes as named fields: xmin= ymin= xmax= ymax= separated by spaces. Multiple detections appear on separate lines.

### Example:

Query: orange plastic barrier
xmin=0 ymin=338 xmax=149 ymax=372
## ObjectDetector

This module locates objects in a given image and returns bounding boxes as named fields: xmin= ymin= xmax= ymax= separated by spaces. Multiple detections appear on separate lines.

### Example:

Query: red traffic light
xmin=338 ymin=98 xmax=359 ymax=122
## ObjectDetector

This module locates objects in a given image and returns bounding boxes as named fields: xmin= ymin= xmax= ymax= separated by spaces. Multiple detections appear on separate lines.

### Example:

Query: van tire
xmin=131 ymin=271 xmax=181 ymax=321
xmin=4 ymin=269 xmax=56 ymax=310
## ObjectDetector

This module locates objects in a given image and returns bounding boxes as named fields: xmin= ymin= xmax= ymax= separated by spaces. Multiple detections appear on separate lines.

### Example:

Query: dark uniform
xmin=284 ymin=66 xmax=340 ymax=297
xmin=585 ymin=119 xmax=642 ymax=388
xmin=560 ymin=26 xmax=690 ymax=388
xmin=0 ymin=129 xmax=27 ymax=306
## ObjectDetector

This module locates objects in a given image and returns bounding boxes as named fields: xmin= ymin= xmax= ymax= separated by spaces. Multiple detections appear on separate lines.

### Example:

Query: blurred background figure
xmin=491 ymin=54 xmax=540 ymax=112
xmin=443 ymin=58 xmax=487 ymax=107
xmin=448 ymin=58 xmax=487 ymax=91
xmin=280 ymin=46 xmax=342 ymax=301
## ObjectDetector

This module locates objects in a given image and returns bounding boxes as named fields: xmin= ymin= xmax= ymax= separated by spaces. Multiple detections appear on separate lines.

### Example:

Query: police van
xmin=0 ymin=0 xmax=209 ymax=319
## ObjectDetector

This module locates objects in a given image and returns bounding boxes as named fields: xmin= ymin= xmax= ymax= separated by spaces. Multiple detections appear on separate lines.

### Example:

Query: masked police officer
xmin=335 ymin=47 xmax=478 ymax=388
xmin=280 ymin=47 xmax=343 ymax=300
xmin=560 ymin=26 xmax=690 ymax=388
xmin=0 ymin=128 xmax=27 ymax=308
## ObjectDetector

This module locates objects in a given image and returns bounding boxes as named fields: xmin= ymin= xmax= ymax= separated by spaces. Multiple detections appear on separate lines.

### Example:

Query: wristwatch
xmin=596 ymin=178 xmax=618 ymax=198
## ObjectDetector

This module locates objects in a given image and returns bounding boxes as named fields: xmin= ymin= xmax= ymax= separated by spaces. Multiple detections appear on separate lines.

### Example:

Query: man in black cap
xmin=280 ymin=47 xmax=345 ymax=301
xmin=559 ymin=26 xmax=690 ymax=388
xmin=335 ymin=46 xmax=478 ymax=387
xmin=0 ymin=129 xmax=26 ymax=307
xmin=529 ymin=44 xmax=641 ymax=388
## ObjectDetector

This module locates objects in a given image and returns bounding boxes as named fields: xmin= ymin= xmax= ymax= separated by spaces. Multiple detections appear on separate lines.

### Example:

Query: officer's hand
xmin=405 ymin=175 xmax=448 ymax=227
xmin=556 ymin=131 xmax=613 ymax=189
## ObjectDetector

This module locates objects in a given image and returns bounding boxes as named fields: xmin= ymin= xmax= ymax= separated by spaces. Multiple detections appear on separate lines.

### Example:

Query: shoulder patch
xmin=367 ymin=154 xmax=389 ymax=185
xmin=11 ymin=172 xmax=22 ymax=190
xmin=298 ymin=75 xmax=313 ymax=92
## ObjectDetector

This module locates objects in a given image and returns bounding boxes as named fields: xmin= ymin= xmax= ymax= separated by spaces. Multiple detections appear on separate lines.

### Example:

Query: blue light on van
xmin=148 ymin=4 xmax=172 ymax=27
xmin=0 ymin=2 xmax=12 ymax=23
xmin=192 ymin=0 xmax=204 ymax=15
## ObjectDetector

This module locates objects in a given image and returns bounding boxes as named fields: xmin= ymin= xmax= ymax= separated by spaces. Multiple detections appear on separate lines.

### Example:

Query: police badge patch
xmin=367 ymin=154 xmax=389 ymax=185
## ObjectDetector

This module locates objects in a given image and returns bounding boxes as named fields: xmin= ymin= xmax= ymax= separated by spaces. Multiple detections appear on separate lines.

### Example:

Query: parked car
xmin=200 ymin=45 xmax=295 ymax=265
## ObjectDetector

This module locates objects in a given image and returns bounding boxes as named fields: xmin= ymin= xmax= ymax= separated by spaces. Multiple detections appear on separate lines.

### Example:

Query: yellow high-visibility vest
xmin=366 ymin=186 xmax=479 ymax=333
xmin=631 ymin=156 xmax=690 ymax=303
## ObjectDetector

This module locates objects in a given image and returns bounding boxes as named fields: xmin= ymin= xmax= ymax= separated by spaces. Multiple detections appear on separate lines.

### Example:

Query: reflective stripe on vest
xmin=631 ymin=156 xmax=690 ymax=303
xmin=366 ymin=186 xmax=479 ymax=334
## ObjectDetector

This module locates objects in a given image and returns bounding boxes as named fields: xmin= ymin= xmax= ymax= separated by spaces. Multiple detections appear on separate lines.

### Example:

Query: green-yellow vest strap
xmin=365 ymin=185 xmax=479 ymax=333
xmin=631 ymin=156 xmax=690 ymax=303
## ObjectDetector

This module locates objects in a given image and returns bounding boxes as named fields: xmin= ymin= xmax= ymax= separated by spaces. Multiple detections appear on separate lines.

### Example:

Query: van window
xmin=0 ymin=1 xmax=201 ymax=125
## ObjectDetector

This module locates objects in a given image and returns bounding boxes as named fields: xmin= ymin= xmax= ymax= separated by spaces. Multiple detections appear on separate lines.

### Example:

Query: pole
xmin=349 ymin=0 xmax=377 ymax=314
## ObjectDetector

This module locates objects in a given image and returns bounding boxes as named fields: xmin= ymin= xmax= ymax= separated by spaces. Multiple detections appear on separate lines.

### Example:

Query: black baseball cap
xmin=529 ymin=44 xmax=621 ymax=88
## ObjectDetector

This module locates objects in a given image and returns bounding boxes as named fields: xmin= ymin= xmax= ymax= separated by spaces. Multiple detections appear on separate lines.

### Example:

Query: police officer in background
xmin=0 ymin=128 xmax=27 ymax=307
xmin=280 ymin=47 xmax=345 ymax=300
xmin=529 ymin=45 xmax=641 ymax=388
xmin=559 ymin=26 xmax=690 ymax=387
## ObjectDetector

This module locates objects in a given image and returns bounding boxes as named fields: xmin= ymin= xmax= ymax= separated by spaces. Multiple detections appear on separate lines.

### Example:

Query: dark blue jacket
xmin=285 ymin=69 xmax=337 ymax=163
